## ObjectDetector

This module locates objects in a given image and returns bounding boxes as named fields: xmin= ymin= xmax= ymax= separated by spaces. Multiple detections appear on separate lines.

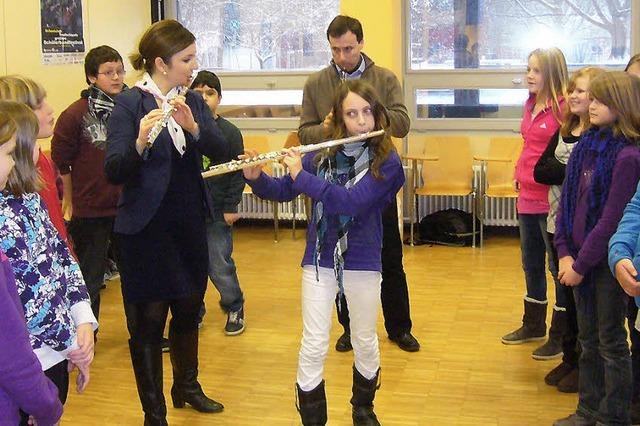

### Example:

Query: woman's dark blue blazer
xmin=105 ymin=87 xmax=229 ymax=235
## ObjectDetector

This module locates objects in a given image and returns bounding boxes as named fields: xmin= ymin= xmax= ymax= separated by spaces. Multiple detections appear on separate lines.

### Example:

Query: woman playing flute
xmin=104 ymin=19 xmax=228 ymax=425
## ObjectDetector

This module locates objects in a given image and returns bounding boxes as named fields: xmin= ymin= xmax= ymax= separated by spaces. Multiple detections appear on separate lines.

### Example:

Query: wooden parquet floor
xmin=62 ymin=225 xmax=576 ymax=425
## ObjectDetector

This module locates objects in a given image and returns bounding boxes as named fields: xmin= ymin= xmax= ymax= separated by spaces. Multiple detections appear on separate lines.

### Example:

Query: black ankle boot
xmin=296 ymin=381 xmax=327 ymax=425
xmin=128 ymin=340 xmax=168 ymax=426
xmin=351 ymin=366 xmax=381 ymax=426
xmin=169 ymin=326 xmax=223 ymax=413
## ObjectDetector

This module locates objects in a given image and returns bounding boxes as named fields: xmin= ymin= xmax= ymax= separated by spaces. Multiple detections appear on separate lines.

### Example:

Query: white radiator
xmin=238 ymin=164 xmax=519 ymax=227
xmin=238 ymin=194 xmax=307 ymax=220
xmin=238 ymin=162 xmax=307 ymax=220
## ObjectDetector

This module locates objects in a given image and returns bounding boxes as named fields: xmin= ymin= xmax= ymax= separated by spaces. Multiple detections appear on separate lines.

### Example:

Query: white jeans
xmin=297 ymin=265 xmax=381 ymax=391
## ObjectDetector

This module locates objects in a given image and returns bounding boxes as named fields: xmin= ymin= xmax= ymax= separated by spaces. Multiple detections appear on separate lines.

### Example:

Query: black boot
xmin=501 ymin=299 xmax=547 ymax=344
xmin=169 ymin=326 xmax=224 ymax=413
xmin=128 ymin=340 xmax=168 ymax=426
xmin=295 ymin=381 xmax=327 ymax=425
xmin=351 ymin=366 xmax=381 ymax=426
xmin=532 ymin=308 xmax=566 ymax=360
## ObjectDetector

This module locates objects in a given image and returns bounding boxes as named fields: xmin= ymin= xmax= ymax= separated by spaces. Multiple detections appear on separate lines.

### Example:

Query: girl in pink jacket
xmin=502 ymin=48 xmax=568 ymax=352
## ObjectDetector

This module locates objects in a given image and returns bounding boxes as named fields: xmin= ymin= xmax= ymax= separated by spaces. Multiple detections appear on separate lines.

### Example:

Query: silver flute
xmin=202 ymin=129 xmax=384 ymax=178
xmin=146 ymin=89 xmax=181 ymax=147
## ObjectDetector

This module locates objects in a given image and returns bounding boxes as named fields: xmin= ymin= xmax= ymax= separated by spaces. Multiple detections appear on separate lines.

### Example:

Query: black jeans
xmin=628 ymin=297 xmax=640 ymax=403
xmin=68 ymin=216 xmax=115 ymax=322
xmin=547 ymin=233 xmax=580 ymax=367
xmin=574 ymin=263 xmax=631 ymax=425
xmin=336 ymin=198 xmax=413 ymax=338
xmin=19 ymin=360 xmax=68 ymax=425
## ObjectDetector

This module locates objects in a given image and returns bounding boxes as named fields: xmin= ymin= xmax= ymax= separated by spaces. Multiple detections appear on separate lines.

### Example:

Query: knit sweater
xmin=247 ymin=149 xmax=404 ymax=271
xmin=555 ymin=145 xmax=640 ymax=275
xmin=0 ymin=251 xmax=63 ymax=425
xmin=0 ymin=191 xmax=97 ymax=370
xmin=51 ymin=97 xmax=121 ymax=218
xmin=298 ymin=53 xmax=410 ymax=145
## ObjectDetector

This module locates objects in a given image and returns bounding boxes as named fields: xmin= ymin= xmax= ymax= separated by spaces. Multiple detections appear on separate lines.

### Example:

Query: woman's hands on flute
xmin=136 ymin=109 xmax=164 ymax=155
xmin=171 ymin=95 xmax=199 ymax=136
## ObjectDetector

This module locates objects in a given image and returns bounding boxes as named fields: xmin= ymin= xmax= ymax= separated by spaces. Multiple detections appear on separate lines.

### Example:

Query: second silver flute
xmin=202 ymin=129 xmax=385 ymax=178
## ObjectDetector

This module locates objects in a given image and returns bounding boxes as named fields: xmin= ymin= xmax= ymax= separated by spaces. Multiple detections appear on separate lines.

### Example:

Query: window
xmin=166 ymin=0 xmax=339 ymax=128
xmin=406 ymin=0 xmax=639 ymax=130
xmin=416 ymin=88 xmax=528 ymax=119
xmin=175 ymin=0 xmax=339 ymax=72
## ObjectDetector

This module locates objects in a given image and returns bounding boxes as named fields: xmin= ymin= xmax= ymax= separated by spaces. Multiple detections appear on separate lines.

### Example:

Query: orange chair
xmin=474 ymin=136 xmax=523 ymax=246
xmin=404 ymin=135 xmax=477 ymax=247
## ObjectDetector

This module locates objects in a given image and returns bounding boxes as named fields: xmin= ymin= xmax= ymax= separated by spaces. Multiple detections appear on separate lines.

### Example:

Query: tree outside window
xmin=177 ymin=0 xmax=340 ymax=71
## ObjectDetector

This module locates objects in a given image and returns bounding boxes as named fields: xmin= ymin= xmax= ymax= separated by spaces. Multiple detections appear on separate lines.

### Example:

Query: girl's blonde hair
xmin=325 ymin=79 xmax=394 ymax=179
xmin=0 ymin=110 xmax=17 ymax=149
xmin=528 ymin=47 xmax=569 ymax=123
xmin=560 ymin=67 xmax=605 ymax=138
xmin=625 ymin=53 xmax=640 ymax=72
xmin=0 ymin=75 xmax=47 ymax=110
xmin=588 ymin=71 xmax=640 ymax=142
xmin=0 ymin=101 xmax=42 ymax=196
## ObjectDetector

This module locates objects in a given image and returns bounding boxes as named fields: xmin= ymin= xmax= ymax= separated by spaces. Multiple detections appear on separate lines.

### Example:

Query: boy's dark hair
xmin=190 ymin=70 xmax=222 ymax=95
xmin=84 ymin=45 xmax=123 ymax=85
xmin=326 ymin=15 xmax=363 ymax=43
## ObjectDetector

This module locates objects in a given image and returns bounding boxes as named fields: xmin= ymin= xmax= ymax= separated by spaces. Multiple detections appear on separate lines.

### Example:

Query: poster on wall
xmin=40 ymin=0 xmax=85 ymax=65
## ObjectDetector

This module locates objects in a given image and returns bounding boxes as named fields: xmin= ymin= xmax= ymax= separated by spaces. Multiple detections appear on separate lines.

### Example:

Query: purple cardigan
xmin=0 ymin=252 xmax=63 ymax=425
xmin=555 ymin=145 xmax=640 ymax=275
xmin=248 ymin=150 xmax=404 ymax=271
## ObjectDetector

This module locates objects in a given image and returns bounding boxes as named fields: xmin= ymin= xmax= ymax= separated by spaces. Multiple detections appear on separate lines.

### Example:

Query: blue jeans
xmin=574 ymin=262 xmax=631 ymax=425
xmin=206 ymin=216 xmax=244 ymax=313
xmin=518 ymin=213 xmax=558 ymax=302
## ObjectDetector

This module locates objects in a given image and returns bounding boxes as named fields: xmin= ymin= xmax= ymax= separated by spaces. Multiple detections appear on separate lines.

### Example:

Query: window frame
xmin=402 ymin=0 xmax=640 ymax=132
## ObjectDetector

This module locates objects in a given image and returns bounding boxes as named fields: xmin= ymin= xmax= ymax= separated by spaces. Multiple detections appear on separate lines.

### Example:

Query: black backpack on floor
xmin=418 ymin=208 xmax=477 ymax=247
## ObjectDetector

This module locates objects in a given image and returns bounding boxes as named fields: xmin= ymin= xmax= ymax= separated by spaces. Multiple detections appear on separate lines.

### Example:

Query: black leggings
xmin=124 ymin=293 xmax=204 ymax=343
xmin=19 ymin=360 xmax=68 ymax=425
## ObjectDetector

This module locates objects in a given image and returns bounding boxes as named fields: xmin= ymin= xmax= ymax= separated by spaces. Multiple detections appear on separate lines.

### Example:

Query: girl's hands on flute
xmin=283 ymin=148 xmax=302 ymax=180
xmin=241 ymin=149 xmax=263 ymax=181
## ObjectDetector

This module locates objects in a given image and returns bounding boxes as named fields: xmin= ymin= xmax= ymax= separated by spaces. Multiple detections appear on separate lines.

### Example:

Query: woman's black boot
xmin=169 ymin=325 xmax=223 ymax=413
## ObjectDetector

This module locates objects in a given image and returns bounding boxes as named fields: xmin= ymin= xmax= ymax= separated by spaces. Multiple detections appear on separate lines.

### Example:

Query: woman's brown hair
xmin=321 ymin=80 xmax=394 ymax=179
xmin=130 ymin=19 xmax=196 ymax=74
xmin=560 ymin=67 xmax=605 ymax=138
xmin=588 ymin=71 xmax=640 ymax=142
xmin=0 ymin=101 xmax=42 ymax=196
